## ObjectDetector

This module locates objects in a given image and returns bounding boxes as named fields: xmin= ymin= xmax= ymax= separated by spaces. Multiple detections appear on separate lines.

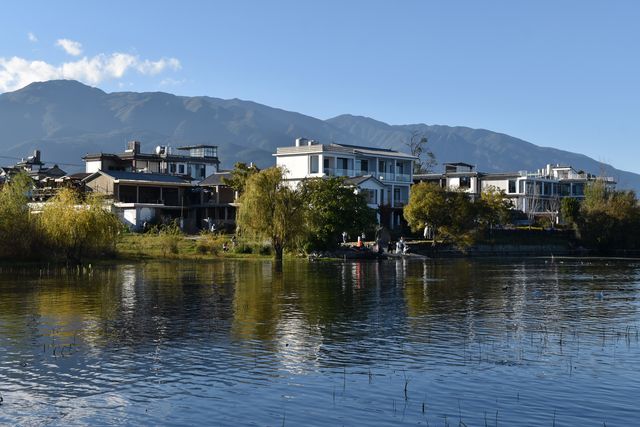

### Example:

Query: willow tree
xmin=0 ymin=172 xmax=35 ymax=259
xmin=236 ymin=167 xmax=305 ymax=260
xmin=39 ymin=188 xmax=122 ymax=262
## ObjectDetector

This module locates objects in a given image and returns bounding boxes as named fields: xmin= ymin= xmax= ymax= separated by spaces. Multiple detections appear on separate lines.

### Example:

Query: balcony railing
xmin=322 ymin=168 xmax=412 ymax=181
xmin=378 ymin=173 xmax=411 ymax=182
xmin=323 ymin=168 xmax=353 ymax=177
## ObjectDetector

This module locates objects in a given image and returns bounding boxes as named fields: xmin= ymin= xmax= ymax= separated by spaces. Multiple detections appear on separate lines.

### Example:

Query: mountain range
xmin=1 ymin=79 xmax=638 ymax=191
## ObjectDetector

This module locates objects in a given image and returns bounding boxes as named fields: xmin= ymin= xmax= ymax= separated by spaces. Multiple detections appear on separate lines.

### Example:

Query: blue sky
xmin=1 ymin=0 xmax=639 ymax=173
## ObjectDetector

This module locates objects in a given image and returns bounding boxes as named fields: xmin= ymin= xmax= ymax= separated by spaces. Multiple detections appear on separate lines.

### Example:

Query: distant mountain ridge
xmin=1 ymin=79 xmax=638 ymax=191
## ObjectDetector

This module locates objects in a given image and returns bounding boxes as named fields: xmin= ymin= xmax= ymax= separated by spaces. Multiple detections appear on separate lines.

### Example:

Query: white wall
xmin=120 ymin=207 xmax=157 ymax=230
xmin=85 ymin=160 xmax=102 ymax=173
xmin=482 ymin=178 xmax=510 ymax=193
xmin=277 ymin=155 xmax=317 ymax=179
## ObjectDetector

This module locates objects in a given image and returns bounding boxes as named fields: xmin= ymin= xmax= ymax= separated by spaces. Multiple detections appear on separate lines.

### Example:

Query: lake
xmin=1 ymin=258 xmax=639 ymax=426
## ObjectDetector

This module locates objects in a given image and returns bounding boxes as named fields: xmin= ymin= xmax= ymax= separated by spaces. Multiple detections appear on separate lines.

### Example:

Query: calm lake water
xmin=1 ymin=258 xmax=639 ymax=426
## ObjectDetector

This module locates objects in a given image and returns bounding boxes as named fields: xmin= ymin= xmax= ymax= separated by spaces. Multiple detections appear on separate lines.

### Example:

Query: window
xmin=200 ymin=165 xmax=206 ymax=179
xmin=360 ymin=159 xmax=369 ymax=172
xmin=178 ymin=164 xmax=185 ymax=174
xmin=361 ymin=189 xmax=376 ymax=204
xmin=459 ymin=176 xmax=471 ymax=189
xmin=310 ymin=155 xmax=319 ymax=173
xmin=170 ymin=164 xmax=176 ymax=174
xmin=573 ymin=183 xmax=585 ymax=196
xmin=508 ymin=180 xmax=516 ymax=193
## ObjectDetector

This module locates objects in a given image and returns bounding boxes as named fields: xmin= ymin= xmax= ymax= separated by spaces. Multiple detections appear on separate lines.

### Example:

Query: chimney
xmin=33 ymin=149 xmax=41 ymax=163
xmin=126 ymin=140 xmax=141 ymax=154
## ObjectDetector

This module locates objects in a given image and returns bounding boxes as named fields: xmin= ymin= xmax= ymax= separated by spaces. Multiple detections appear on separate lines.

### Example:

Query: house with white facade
xmin=415 ymin=162 xmax=616 ymax=222
xmin=274 ymin=138 xmax=417 ymax=228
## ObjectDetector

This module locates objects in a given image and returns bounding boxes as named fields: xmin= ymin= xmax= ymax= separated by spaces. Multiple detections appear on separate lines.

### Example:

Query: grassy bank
xmin=115 ymin=233 xmax=274 ymax=261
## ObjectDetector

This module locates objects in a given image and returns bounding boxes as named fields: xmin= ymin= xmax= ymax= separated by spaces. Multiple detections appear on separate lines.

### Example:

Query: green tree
xmin=403 ymin=182 xmax=449 ymax=242
xmin=438 ymin=190 xmax=478 ymax=249
xmin=477 ymin=186 xmax=512 ymax=229
xmin=39 ymin=188 xmax=122 ymax=262
xmin=0 ymin=172 xmax=36 ymax=259
xmin=560 ymin=197 xmax=581 ymax=227
xmin=222 ymin=162 xmax=260 ymax=194
xmin=405 ymin=182 xmax=505 ymax=249
xmin=236 ymin=167 xmax=305 ymax=260
xmin=299 ymin=177 xmax=377 ymax=250
xmin=577 ymin=181 xmax=640 ymax=251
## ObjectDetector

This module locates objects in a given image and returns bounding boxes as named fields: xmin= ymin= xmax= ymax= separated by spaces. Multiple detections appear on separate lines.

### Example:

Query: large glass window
xmin=508 ymin=180 xmax=516 ymax=193
xmin=310 ymin=155 xmax=319 ymax=173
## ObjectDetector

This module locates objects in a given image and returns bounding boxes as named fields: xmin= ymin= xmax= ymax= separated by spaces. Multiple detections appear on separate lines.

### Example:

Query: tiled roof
xmin=200 ymin=171 xmax=231 ymax=186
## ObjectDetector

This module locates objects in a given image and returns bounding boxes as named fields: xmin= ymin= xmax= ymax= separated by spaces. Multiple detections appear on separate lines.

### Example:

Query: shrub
xmin=39 ymin=189 xmax=122 ymax=262
xmin=233 ymin=243 xmax=253 ymax=254
xmin=157 ymin=221 xmax=182 ymax=256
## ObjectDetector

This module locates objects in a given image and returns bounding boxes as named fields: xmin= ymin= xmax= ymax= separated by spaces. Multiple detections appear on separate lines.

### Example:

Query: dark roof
xmin=85 ymin=170 xmax=193 ymax=185
xmin=414 ymin=173 xmax=445 ymax=180
xmin=482 ymin=172 xmax=521 ymax=179
xmin=0 ymin=166 xmax=19 ymax=174
xmin=177 ymin=144 xmax=218 ymax=150
xmin=65 ymin=172 xmax=92 ymax=180
xmin=30 ymin=165 xmax=67 ymax=178
xmin=333 ymin=142 xmax=396 ymax=153
xmin=200 ymin=172 xmax=231 ymax=186
xmin=444 ymin=162 xmax=475 ymax=167
xmin=344 ymin=175 xmax=385 ymax=187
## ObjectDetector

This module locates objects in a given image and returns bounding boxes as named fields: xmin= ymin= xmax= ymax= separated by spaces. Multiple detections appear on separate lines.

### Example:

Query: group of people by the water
xmin=342 ymin=230 xmax=409 ymax=255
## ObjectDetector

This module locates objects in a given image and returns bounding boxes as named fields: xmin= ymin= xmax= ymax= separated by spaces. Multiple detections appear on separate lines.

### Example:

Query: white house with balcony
xmin=415 ymin=162 xmax=616 ymax=223
xmin=274 ymin=138 xmax=417 ymax=228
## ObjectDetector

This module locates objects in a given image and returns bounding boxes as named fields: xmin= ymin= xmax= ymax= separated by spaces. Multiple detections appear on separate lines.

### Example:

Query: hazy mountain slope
xmin=0 ymin=80 xmax=365 ymax=170
xmin=0 ymin=80 xmax=637 ymax=191
xmin=327 ymin=114 xmax=640 ymax=190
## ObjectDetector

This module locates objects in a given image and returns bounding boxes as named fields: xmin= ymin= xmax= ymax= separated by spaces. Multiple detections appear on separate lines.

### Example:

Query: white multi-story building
xmin=415 ymin=162 xmax=617 ymax=222
xmin=274 ymin=138 xmax=417 ymax=228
